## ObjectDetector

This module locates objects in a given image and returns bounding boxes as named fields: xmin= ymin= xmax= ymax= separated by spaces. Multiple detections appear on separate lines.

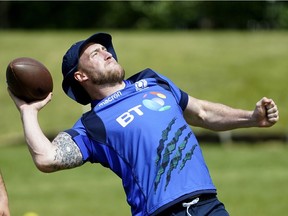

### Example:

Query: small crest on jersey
xmin=135 ymin=79 xmax=148 ymax=91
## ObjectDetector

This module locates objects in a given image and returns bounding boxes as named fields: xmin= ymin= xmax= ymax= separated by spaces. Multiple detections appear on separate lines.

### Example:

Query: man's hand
xmin=253 ymin=97 xmax=279 ymax=127
xmin=8 ymin=88 xmax=52 ymax=113
xmin=0 ymin=173 xmax=10 ymax=216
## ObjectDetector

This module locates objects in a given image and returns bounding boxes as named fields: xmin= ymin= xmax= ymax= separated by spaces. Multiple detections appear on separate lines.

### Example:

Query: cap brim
xmin=62 ymin=71 xmax=91 ymax=105
xmin=79 ymin=33 xmax=115 ymax=59
xmin=62 ymin=33 xmax=117 ymax=105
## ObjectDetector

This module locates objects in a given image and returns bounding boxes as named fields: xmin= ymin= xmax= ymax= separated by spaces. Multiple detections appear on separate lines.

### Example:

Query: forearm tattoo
xmin=51 ymin=132 xmax=83 ymax=171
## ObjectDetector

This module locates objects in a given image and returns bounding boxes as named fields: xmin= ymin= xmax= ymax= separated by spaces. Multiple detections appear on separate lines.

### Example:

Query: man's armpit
xmin=52 ymin=132 xmax=83 ymax=170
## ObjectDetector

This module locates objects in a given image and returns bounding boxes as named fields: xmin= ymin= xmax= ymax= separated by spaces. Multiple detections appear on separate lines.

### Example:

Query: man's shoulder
xmin=127 ymin=68 xmax=160 ymax=83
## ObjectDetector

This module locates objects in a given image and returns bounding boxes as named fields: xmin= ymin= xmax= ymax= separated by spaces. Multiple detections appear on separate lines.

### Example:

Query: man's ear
xmin=74 ymin=71 xmax=88 ymax=82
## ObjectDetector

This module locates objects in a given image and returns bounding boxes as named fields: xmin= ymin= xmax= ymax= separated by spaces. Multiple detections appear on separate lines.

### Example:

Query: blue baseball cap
xmin=62 ymin=33 xmax=118 ymax=105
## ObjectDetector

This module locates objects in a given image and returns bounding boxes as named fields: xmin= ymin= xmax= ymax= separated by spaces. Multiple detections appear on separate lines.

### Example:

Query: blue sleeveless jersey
xmin=65 ymin=69 xmax=216 ymax=215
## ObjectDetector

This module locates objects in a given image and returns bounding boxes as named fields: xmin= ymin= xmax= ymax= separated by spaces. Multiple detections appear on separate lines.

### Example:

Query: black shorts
xmin=156 ymin=194 xmax=229 ymax=216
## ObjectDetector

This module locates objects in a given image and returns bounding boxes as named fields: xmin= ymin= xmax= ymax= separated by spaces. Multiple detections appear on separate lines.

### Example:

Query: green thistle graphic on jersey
xmin=154 ymin=119 xmax=198 ymax=192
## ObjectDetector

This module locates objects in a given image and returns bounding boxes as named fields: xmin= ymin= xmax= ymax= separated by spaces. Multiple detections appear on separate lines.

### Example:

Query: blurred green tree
xmin=0 ymin=1 xmax=288 ymax=30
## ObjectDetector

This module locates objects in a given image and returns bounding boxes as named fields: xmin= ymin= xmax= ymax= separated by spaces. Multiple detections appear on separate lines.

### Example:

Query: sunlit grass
xmin=0 ymin=30 xmax=286 ymax=140
xmin=1 ymin=143 xmax=287 ymax=216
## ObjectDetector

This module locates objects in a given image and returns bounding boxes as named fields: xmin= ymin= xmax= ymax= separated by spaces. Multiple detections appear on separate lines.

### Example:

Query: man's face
xmin=78 ymin=43 xmax=124 ymax=85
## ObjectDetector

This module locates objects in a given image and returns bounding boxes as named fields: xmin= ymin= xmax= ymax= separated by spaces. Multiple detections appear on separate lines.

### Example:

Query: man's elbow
xmin=33 ymin=157 xmax=58 ymax=173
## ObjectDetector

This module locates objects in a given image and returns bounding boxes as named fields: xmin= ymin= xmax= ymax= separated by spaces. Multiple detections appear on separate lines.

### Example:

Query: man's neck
xmin=89 ymin=81 xmax=126 ymax=100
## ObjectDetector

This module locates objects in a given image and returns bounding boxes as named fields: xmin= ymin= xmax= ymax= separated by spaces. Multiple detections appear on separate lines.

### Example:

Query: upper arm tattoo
xmin=51 ymin=132 xmax=83 ymax=171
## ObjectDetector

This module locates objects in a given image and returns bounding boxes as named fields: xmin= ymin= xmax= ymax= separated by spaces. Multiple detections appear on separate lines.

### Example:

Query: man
xmin=0 ymin=171 xmax=10 ymax=216
xmin=8 ymin=32 xmax=279 ymax=216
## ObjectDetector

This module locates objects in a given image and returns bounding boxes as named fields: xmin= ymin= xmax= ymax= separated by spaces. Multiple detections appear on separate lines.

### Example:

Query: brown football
xmin=6 ymin=57 xmax=53 ymax=102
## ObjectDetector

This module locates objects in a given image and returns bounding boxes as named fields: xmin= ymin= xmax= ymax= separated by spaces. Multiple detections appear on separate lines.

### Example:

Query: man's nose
xmin=101 ymin=50 xmax=113 ymax=60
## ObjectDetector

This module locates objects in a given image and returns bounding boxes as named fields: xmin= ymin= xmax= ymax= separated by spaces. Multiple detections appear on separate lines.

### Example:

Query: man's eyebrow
xmin=90 ymin=46 xmax=107 ymax=56
xmin=90 ymin=48 xmax=101 ymax=55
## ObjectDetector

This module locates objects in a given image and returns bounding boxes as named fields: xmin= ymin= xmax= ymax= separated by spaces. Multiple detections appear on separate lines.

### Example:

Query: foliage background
xmin=1 ymin=1 xmax=288 ymax=30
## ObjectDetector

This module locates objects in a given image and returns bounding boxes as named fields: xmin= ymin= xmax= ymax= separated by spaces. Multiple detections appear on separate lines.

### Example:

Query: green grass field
xmin=1 ymin=142 xmax=287 ymax=216
xmin=0 ymin=30 xmax=287 ymax=215
xmin=0 ymin=30 xmax=287 ymax=138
